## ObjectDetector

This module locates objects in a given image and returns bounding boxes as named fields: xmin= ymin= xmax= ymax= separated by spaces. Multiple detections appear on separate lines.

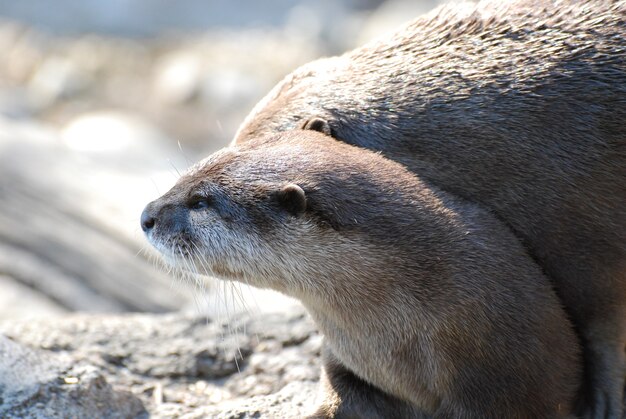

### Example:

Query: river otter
xmin=141 ymin=131 xmax=581 ymax=418
xmin=233 ymin=1 xmax=626 ymax=416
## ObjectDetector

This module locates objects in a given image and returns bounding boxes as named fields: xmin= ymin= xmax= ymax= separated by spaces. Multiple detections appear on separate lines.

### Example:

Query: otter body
xmin=234 ymin=1 xmax=626 ymax=416
xmin=143 ymin=131 xmax=581 ymax=418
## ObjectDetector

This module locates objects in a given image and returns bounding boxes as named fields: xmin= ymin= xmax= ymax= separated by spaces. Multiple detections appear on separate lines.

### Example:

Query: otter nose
xmin=141 ymin=206 xmax=156 ymax=232
xmin=141 ymin=201 xmax=189 ymax=235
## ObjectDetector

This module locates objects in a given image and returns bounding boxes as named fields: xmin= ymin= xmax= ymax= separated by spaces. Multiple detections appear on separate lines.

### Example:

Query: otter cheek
xmin=163 ymin=206 xmax=190 ymax=235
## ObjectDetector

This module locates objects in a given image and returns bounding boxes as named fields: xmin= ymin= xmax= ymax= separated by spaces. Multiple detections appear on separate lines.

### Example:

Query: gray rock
xmin=59 ymin=110 xmax=179 ymax=170
xmin=28 ymin=57 xmax=90 ymax=106
xmin=0 ymin=335 xmax=146 ymax=419
xmin=0 ymin=117 xmax=193 ymax=317
xmin=0 ymin=274 xmax=67 ymax=319
xmin=183 ymin=381 xmax=319 ymax=419
xmin=153 ymin=52 xmax=202 ymax=105
xmin=0 ymin=307 xmax=322 ymax=418
xmin=0 ymin=86 xmax=39 ymax=119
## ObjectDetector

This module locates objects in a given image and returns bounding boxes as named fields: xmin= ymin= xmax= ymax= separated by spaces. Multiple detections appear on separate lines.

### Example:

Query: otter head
xmin=142 ymin=131 xmax=398 ymax=299
xmin=142 ymin=157 xmax=305 ymax=291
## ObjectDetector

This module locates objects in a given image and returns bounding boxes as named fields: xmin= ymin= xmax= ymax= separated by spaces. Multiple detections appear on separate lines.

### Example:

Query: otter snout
xmin=140 ymin=200 xmax=189 ymax=236
xmin=140 ymin=205 xmax=156 ymax=232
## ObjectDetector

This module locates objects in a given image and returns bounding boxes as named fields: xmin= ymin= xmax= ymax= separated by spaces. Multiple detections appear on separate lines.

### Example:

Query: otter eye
xmin=187 ymin=194 xmax=211 ymax=210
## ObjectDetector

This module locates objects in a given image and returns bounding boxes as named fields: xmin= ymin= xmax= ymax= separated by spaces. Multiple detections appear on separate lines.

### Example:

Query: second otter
xmin=233 ymin=1 xmax=626 ymax=416
xmin=142 ymin=131 xmax=581 ymax=418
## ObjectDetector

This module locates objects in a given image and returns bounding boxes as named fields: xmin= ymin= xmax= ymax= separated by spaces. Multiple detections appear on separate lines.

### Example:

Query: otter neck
xmin=298 ymin=266 xmax=441 ymax=410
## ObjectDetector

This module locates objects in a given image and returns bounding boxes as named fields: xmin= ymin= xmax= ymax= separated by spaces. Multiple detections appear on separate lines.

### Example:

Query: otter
xmin=232 ymin=1 xmax=626 ymax=416
xmin=142 ymin=131 xmax=582 ymax=418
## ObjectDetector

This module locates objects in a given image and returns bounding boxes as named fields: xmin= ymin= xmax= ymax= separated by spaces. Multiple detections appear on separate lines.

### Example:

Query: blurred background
xmin=0 ymin=0 xmax=448 ymax=320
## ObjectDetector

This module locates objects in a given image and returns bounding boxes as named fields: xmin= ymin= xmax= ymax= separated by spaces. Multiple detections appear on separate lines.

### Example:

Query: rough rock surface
xmin=0 ymin=306 xmax=322 ymax=418
xmin=0 ymin=335 xmax=146 ymax=419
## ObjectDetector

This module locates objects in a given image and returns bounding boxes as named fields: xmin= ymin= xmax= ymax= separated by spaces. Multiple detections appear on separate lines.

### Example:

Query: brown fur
xmin=233 ymin=1 xmax=626 ymax=416
xmin=142 ymin=131 xmax=582 ymax=418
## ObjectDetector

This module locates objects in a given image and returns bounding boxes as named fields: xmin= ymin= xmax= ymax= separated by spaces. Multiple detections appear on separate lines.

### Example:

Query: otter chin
xmin=142 ymin=130 xmax=582 ymax=418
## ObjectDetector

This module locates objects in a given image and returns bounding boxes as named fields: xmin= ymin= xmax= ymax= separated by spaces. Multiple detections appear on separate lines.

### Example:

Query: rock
xmin=1 ymin=25 xmax=45 ymax=83
xmin=29 ymin=57 xmax=91 ymax=106
xmin=60 ymin=111 xmax=171 ymax=158
xmin=0 ymin=335 xmax=146 ymax=419
xmin=183 ymin=381 xmax=319 ymax=419
xmin=0 ymin=86 xmax=39 ymax=119
xmin=0 ymin=17 xmax=351 ymax=152
xmin=0 ymin=307 xmax=322 ymax=418
xmin=200 ymin=68 xmax=262 ymax=111
xmin=0 ymin=116 xmax=193 ymax=316
xmin=153 ymin=52 xmax=202 ymax=105
xmin=0 ymin=274 xmax=67 ymax=319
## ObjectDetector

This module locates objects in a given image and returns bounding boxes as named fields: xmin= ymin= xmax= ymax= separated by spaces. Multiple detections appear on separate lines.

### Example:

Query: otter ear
xmin=276 ymin=184 xmax=306 ymax=216
xmin=300 ymin=117 xmax=332 ymax=136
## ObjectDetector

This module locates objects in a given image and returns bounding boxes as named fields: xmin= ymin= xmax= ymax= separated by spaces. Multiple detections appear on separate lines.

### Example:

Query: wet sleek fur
xmin=233 ymin=1 xmax=626 ymax=416
xmin=143 ymin=131 xmax=581 ymax=418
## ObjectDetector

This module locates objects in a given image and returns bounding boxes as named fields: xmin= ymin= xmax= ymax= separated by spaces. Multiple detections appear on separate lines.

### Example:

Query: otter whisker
xmin=177 ymin=244 xmax=205 ymax=312
xmin=149 ymin=177 xmax=161 ymax=196
xmin=167 ymin=158 xmax=182 ymax=179
xmin=188 ymin=243 xmax=215 ymax=318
